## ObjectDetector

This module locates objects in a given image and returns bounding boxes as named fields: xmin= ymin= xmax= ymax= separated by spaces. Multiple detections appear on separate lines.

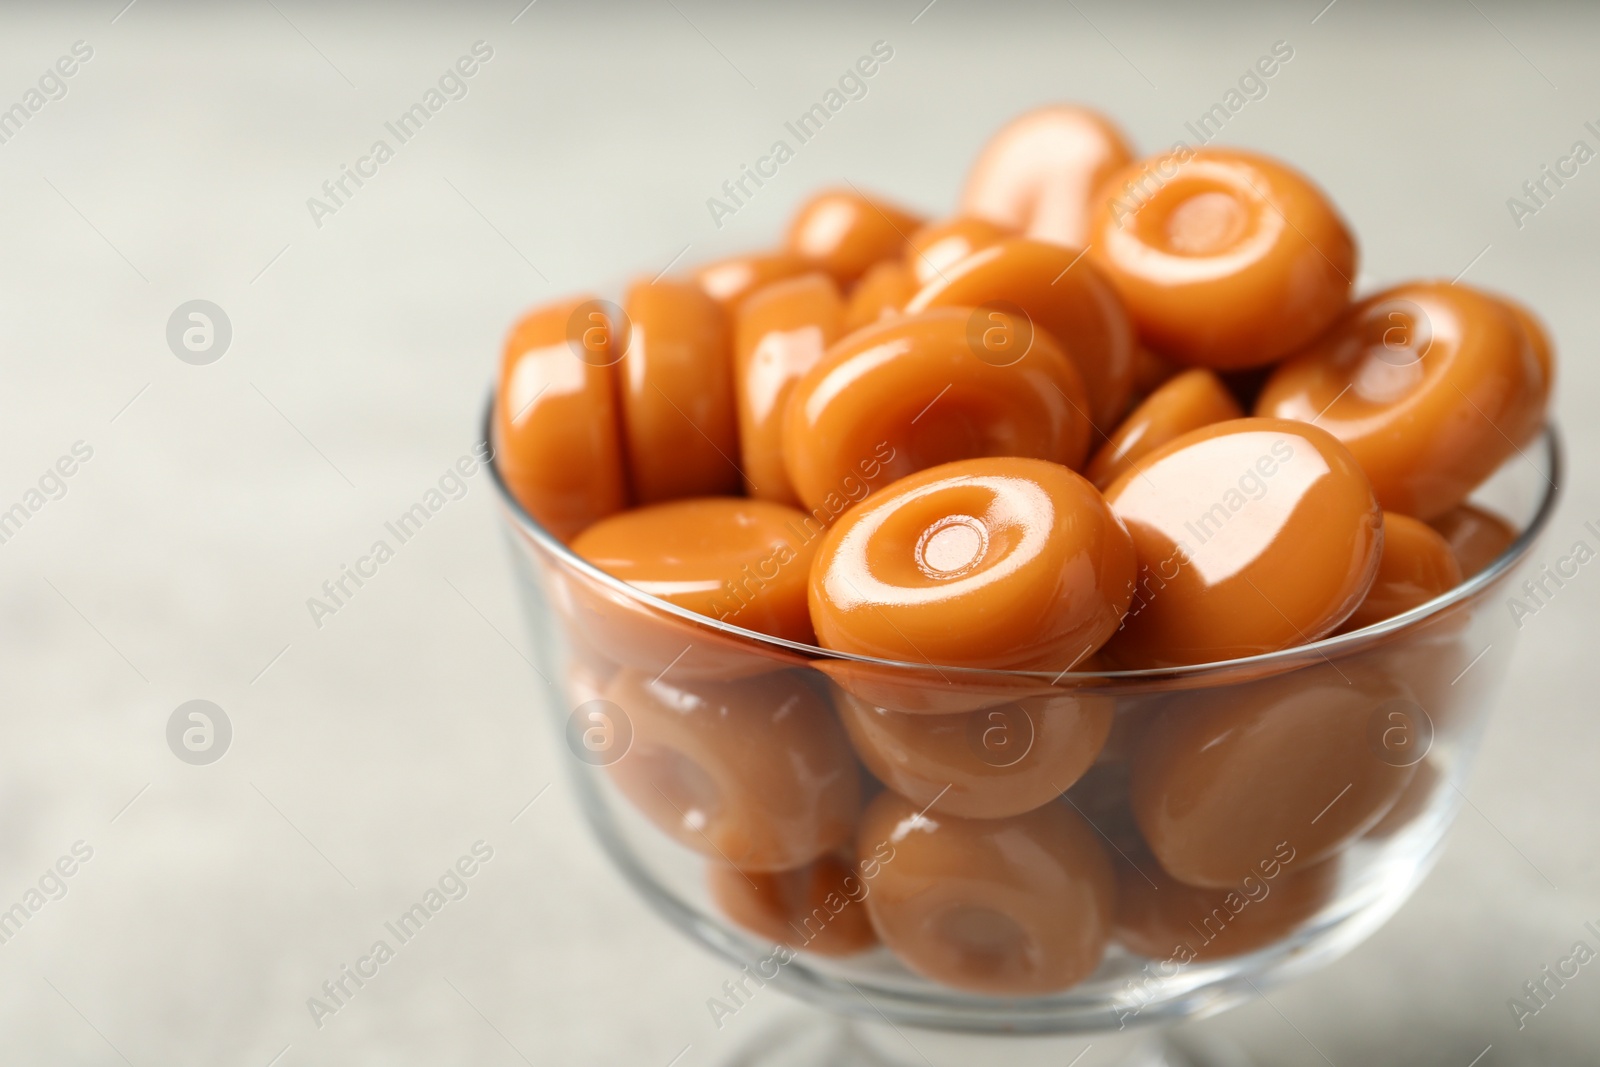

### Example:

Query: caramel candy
xmin=571 ymin=497 xmax=818 ymax=643
xmin=905 ymin=216 xmax=1014 ymax=286
xmin=1339 ymin=512 xmax=1462 ymax=633
xmin=809 ymin=457 xmax=1136 ymax=671
xmin=906 ymin=237 xmax=1135 ymax=431
xmin=835 ymin=688 xmax=1112 ymax=819
xmin=1088 ymin=147 xmax=1356 ymax=370
xmin=784 ymin=309 xmax=1092 ymax=516
xmin=786 ymin=188 xmax=925 ymax=286
xmin=1114 ymin=852 xmax=1338 ymax=962
xmin=1101 ymin=418 xmax=1382 ymax=669
xmin=842 ymin=259 xmax=917 ymax=333
xmin=961 ymin=104 xmax=1134 ymax=249
xmin=1430 ymin=503 xmax=1517 ymax=579
xmin=1130 ymin=665 xmax=1417 ymax=887
xmin=618 ymin=280 xmax=740 ymax=503
xmin=494 ymin=296 xmax=629 ymax=541
xmin=734 ymin=273 xmax=846 ymax=506
xmin=695 ymin=250 xmax=812 ymax=311
xmin=708 ymin=851 xmax=879 ymax=956
xmin=1256 ymin=282 xmax=1547 ymax=520
xmin=1086 ymin=369 xmax=1243 ymax=490
xmin=858 ymin=790 xmax=1114 ymax=995
xmin=605 ymin=669 xmax=859 ymax=871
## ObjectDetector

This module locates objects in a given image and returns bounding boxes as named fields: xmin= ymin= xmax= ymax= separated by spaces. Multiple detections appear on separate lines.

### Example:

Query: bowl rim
xmin=482 ymin=393 xmax=1564 ymax=683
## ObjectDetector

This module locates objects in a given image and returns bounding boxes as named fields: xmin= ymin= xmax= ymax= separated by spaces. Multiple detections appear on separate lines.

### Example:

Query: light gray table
xmin=0 ymin=2 xmax=1595 ymax=1063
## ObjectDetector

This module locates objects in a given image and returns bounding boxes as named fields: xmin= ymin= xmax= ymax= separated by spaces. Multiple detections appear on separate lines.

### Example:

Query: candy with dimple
xmin=1338 ymin=512 xmax=1462 ymax=633
xmin=783 ymin=309 xmax=1093 ymax=515
xmin=905 ymin=237 xmax=1136 ymax=431
xmin=1256 ymin=282 xmax=1547 ymax=520
xmin=618 ymin=279 xmax=740 ymax=503
xmin=1100 ymin=418 xmax=1383 ymax=669
xmin=835 ymin=687 xmax=1112 ymax=819
xmin=604 ymin=669 xmax=860 ymax=872
xmin=734 ymin=273 xmax=846 ymax=507
xmin=707 ymin=850 xmax=878 ymax=956
xmin=494 ymin=296 xmax=629 ymax=541
xmin=857 ymin=790 xmax=1114 ymax=995
xmin=809 ymin=457 xmax=1136 ymax=671
xmin=1086 ymin=368 xmax=1243 ymax=490
xmin=1088 ymin=147 xmax=1357 ymax=370
xmin=961 ymin=104 xmax=1135 ymax=249
xmin=786 ymin=188 xmax=925 ymax=286
xmin=571 ymin=496 xmax=819 ymax=643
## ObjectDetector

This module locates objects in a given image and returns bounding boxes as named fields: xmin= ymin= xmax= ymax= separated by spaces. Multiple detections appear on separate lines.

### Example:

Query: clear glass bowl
xmin=485 ymin=393 xmax=1560 ymax=1059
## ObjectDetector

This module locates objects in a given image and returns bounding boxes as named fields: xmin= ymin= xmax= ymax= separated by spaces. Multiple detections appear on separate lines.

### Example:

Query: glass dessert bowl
xmin=486 ymin=397 xmax=1562 ymax=1065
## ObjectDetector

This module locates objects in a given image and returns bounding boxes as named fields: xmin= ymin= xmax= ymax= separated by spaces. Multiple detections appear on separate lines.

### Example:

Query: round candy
xmin=1113 ymin=852 xmax=1338 ymax=962
xmin=1100 ymin=418 xmax=1382 ymax=669
xmin=1129 ymin=665 xmax=1418 ymax=888
xmin=786 ymin=188 xmax=925 ymax=286
xmin=605 ymin=669 xmax=860 ymax=871
xmin=783 ymin=309 xmax=1093 ymax=516
xmin=571 ymin=497 xmax=819 ymax=643
xmin=695 ymin=250 xmax=812 ymax=311
xmin=960 ymin=104 xmax=1134 ymax=249
xmin=1338 ymin=512 xmax=1462 ymax=633
xmin=1132 ymin=344 xmax=1181 ymax=398
xmin=842 ymin=259 xmax=917 ymax=333
xmin=904 ymin=216 xmax=1014 ymax=286
xmin=734 ymin=273 xmax=846 ymax=507
xmin=858 ymin=790 xmax=1114 ymax=995
xmin=835 ymin=688 xmax=1112 ymax=819
xmin=905 ymin=237 xmax=1135 ymax=432
xmin=1430 ymin=503 xmax=1517 ymax=579
xmin=1256 ymin=282 xmax=1548 ymax=520
xmin=619 ymin=280 xmax=740 ymax=502
xmin=494 ymin=296 xmax=629 ymax=541
xmin=1087 ymin=147 xmax=1357 ymax=370
xmin=1085 ymin=368 xmax=1243 ymax=490
xmin=809 ymin=457 xmax=1136 ymax=671
xmin=708 ymin=851 xmax=879 ymax=956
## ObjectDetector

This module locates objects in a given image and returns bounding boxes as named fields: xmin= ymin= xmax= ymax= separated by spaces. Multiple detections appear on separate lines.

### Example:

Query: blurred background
xmin=1 ymin=1 xmax=1596 ymax=1063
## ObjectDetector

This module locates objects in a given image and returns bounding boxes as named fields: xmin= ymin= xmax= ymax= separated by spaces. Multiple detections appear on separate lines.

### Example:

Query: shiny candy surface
xmin=905 ymin=216 xmax=1015 ymax=286
xmin=734 ymin=273 xmax=846 ymax=506
xmin=619 ymin=279 xmax=740 ymax=503
xmin=571 ymin=497 xmax=819 ymax=643
xmin=786 ymin=188 xmax=925 ymax=286
xmin=960 ymin=104 xmax=1135 ymax=249
xmin=842 ymin=259 xmax=917 ymax=333
xmin=1339 ymin=512 xmax=1462 ymax=633
xmin=604 ymin=669 xmax=860 ymax=872
xmin=1101 ymin=418 xmax=1383 ymax=669
xmin=1430 ymin=503 xmax=1517 ymax=579
xmin=694 ymin=250 xmax=813 ymax=311
xmin=782 ymin=309 xmax=1093 ymax=516
xmin=1257 ymin=282 xmax=1548 ymax=520
xmin=707 ymin=851 xmax=879 ymax=956
xmin=809 ymin=457 xmax=1136 ymax=671
xmin=1088 ymin=147 xmax=1356 ymax=370
xmin=493 ymin=296 xmax=629 ymax=541
xmin=858 ymin=790 xmax=1114 ymax=995
xmin=906 ymin=238 xmax=1136 ymax=431
xmin=1086 ymin=369 xmax=1243 ymax=490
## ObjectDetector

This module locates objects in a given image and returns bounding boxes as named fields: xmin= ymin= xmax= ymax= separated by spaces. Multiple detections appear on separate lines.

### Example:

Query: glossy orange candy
xmin=905 ymin=216 xmax=1014 ymax=286
xmin=1430 ymin=503 xmax=1517 ymax=579
xmin=1088 ymin=147 xmax=1356 ymax=370
xmin=695 ymin=250 xmax=812 ymax=311
xmin=734 ymin=273 xmax=846 ymax=506
xmin=1256 ymin=282 xmax=1548 ymax=520
xmin=708 ymin=851 xmax=879 ymax=956
xmin=493 ymin=296 xmax=629 ymax=541
xmin=605 ymin=669 xmax=860 ymax=871
xmin=570 ymin=497 xmax=819 ymax=643
xmin=786 ymin=188 xmax=925 ymax=286
xmin=906 ymin=237 xmax=1136 ymax=431
xmin=1339 ymin=512 xmax=1462 ymax=633
xmin=782 ymin=309 xmax=1093 ymax=516
xmin=842 ymin=259 xmax=917 ymax=333
xmin=1101 ymin=418 xmax=1383 ymax=669
xmin=618 ymin=280 xmax=740 ymax=503
xmin=809 ymin=457 xmax=1136 ymax=671
xmin=858 ymin=791 xmax=1114 ymax=995
xmin=961 ymin=104 xmax=1135 ymax=249
xmin=1086 ymin=368 xmax=1243 ymax=490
